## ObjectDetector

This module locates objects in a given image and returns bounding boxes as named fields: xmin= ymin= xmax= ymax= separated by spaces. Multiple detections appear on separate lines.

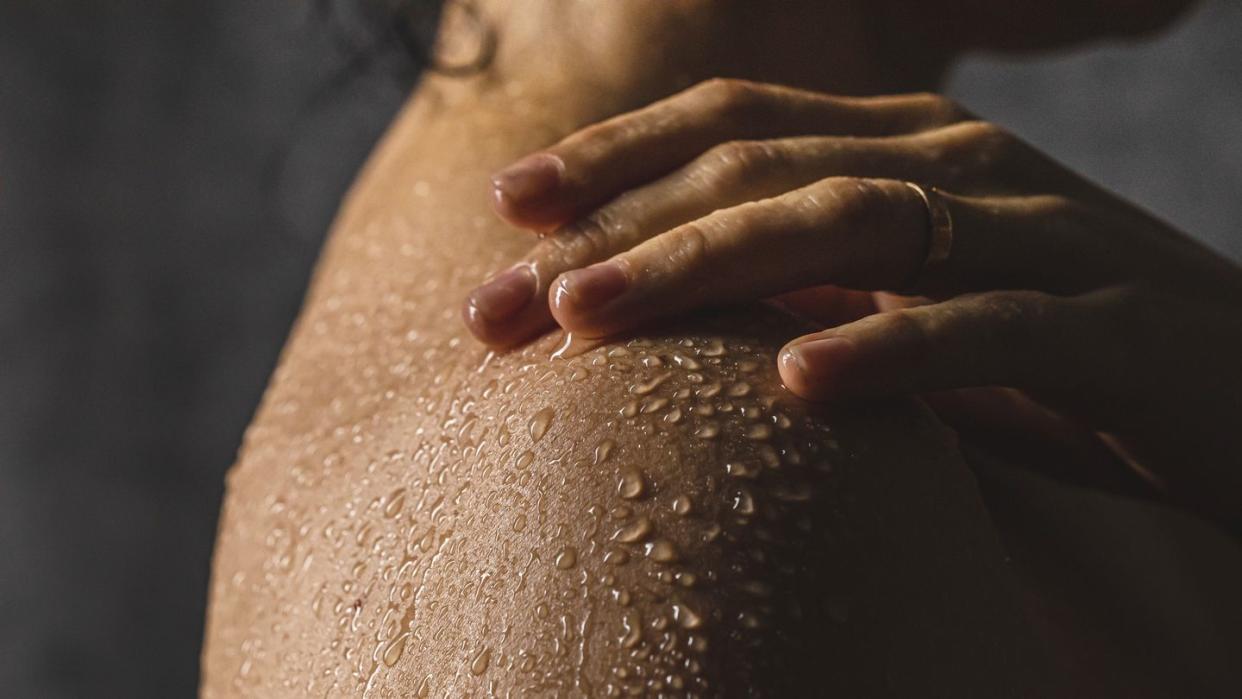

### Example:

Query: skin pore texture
xmin=202 ymin=1 xmax=1233 ymax=696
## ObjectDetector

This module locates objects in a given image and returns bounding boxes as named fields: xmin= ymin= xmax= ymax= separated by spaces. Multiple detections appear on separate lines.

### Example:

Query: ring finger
xmin=547 ymin=178 xmax=1112 ymax=339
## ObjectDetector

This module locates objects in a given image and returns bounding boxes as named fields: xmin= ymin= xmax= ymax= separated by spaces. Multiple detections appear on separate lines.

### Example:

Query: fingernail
xmin=783 ymin=337 xmax=856 ymax=382
xmin=466 ymin=265 xmax=536 ymax=323
xmin=553 ymin=262 xmax=628 ymax=313
xmin=491 ymin=153 xmax=564 ymax=211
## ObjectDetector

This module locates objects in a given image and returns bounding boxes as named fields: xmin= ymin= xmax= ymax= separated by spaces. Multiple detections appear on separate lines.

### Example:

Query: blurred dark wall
xmin=0 ymin=2 xmax=415 ymax=696
xmin=947 ymin=0 xmax=1242 ymax=263
xmin=0 ymin=1 xmax=1238 ymax=697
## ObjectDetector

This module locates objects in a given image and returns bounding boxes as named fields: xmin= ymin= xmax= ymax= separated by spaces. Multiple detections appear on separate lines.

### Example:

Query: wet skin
xmin=199 ymin=75 xmax=1048 ymax=697
xmin=201 ymin=1 xmax=1217 ymax=696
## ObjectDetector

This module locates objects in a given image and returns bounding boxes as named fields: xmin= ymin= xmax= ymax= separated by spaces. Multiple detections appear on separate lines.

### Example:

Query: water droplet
xmin=614 ymin=516 xmax=653 ymax=544
xmin=672 ymin=495 xmax=693 ymax=516
xmin=645 ymin=539 xmax=679 ymax=564
xmin=618 ymin=467 xmax=646 ymax=500
xmin=515 ymin=450 xmax=534 ymax=470
xmin=672 ymin=354 xmax=702 ymax=371
xmin=673 ymin=388 xmax=692 ymax=400
xmin=665 ymin=407 xmax=683 ymax=424
xmin=620 ymin=400 xmax=639 ymax=418
xmin=383 ymin=634 xmax=408 ymax=667
xmin=671 ymin=601 xmax=703 ymax=629
xmin=630 ymin=373 xmax=671 ymax=395
xmin=732 ymin=488 xmax=756 ymax=516
xmin=697 ymin=383 xmax=722 ymax=399
xmin=746 ymin=423 xmax=773 ymax=441
xmin=620 ymin=611 xmax=643 ymax=648
xmin=738 ymin=611 xmax=762 ymax=629
xmin=727 ymin=381 xmax=752 ymax=397
xmin=694 ymin=423 xmax=719 ymax=440
xmin=529 ymin=407 xmax=554 ymax=442
xmin=703 ymin=523 xmax=722 ymax=542
xmin=640 ymin=397 xmax=669 ymax=414
xmin=594 ymin=439 xmax=616 ymax=464
xmin=640 ymin=354 xmax=664 ymax=368
xmin=383 ymin=488 xmax=407 ymax=518
xmin=701 ymin=339 xmax=725 ymax=357
xmin=551 ymin=331 xmax=599 ymax=359
xmin=738 ymin=360 xmax=759 ymax=373
xmin=555 ymin=547 xmax=578 ymax=569
xmin=470 ymin=646 xmax=492 ymax=675
xmin=512 ymin=514 xmax=527 ymax=532
xmin=725 ymin=461 xmax=760 ymax=479
xmin=603 ymin=547 xmax=631 ymax=566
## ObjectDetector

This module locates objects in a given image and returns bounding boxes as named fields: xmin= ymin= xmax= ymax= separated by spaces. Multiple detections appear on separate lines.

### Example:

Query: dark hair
xmin=264 ymin=1 xmax=493 ymax=236
xmin=313 ymin=0 xmax=494 ymax=85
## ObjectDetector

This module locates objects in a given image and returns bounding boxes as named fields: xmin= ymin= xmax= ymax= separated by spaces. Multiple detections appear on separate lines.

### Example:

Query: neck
xmin=422 ymin=0 xmax=952 ymax=129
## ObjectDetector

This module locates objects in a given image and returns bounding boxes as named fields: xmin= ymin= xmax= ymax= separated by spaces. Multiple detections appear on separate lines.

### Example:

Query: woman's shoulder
xmin=205 ymin=304 xmax=1047 ymax=696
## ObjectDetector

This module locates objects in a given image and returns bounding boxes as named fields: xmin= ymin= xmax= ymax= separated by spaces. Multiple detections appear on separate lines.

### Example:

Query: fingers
xmin=546 ymin=177 xmax=932 ymax=338
xmin=491 ymin=79 xmax=967 ymax=230
xmin=471 ymin=172 xmax=1114 ymax=346
xmin=466 ymin=127 xmax=1009 ymax=346
xmin=777 ymin=290 xmax=1094 ymax=401
xmin=547 ymin=177 xmax=1119 ymax=339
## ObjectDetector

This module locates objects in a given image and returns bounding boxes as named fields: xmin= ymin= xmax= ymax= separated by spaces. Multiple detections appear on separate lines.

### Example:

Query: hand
xmin=463 ymin=78 xmax=1242 ymax=521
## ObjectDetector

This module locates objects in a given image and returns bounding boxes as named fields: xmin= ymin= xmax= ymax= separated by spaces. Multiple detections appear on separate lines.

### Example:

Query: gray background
xmin=1 ymin=1 xmax=1238 ymax=696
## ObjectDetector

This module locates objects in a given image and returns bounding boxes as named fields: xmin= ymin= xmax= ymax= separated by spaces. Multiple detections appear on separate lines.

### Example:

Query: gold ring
xmin=904 ymin=182 xmax=954 ymax=287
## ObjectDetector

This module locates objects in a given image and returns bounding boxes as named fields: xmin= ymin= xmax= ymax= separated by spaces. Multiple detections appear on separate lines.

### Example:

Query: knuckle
xmin=695 ymin=140 xmax=779 ymax=191
xmin=979 ymin=290 xmax=1059 ymax=340
xmin=816 ymin=177 xmax=889 ymax=227
xmin=566 ymin=119 xmax=626 ymax=157
xmin=543 ymin=212 xmax=622 ymax=267
xmin=719 ymin=199 xmax=770 ymax=233
xmin=908 ymin=91 xmax=969 ymax=125
xmin=693 ymin=77 xmax=766 ymax=117
xmin=933 ymin=120 xmax=1023 ymax=180
xmin=1080 ymin=284 xmax=1148 ymax=345
xmin=869 ymin=309 xmax=939 ymax=357
xmin=957 ymin=120 xmax=1022 ymax=164
xmin=658 ymin=223 xmax=712 ymax=271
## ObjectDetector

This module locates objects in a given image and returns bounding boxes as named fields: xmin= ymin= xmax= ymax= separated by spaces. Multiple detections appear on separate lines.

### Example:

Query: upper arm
xmin=203 ymin=305 xmax=1047 ymax=697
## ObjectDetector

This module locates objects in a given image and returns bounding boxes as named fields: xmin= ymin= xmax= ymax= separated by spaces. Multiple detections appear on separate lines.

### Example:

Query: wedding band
xmin=904 ymin=182 xmax=954 ymax=286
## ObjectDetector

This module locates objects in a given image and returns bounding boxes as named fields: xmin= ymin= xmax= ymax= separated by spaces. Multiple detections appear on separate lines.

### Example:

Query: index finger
xmin=491 ymin=79 xmax=966 ymax=230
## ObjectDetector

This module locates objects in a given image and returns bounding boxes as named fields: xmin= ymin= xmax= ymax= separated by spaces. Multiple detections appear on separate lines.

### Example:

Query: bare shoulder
xmin=203 ymin=302 xmax=1046 ymax=697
